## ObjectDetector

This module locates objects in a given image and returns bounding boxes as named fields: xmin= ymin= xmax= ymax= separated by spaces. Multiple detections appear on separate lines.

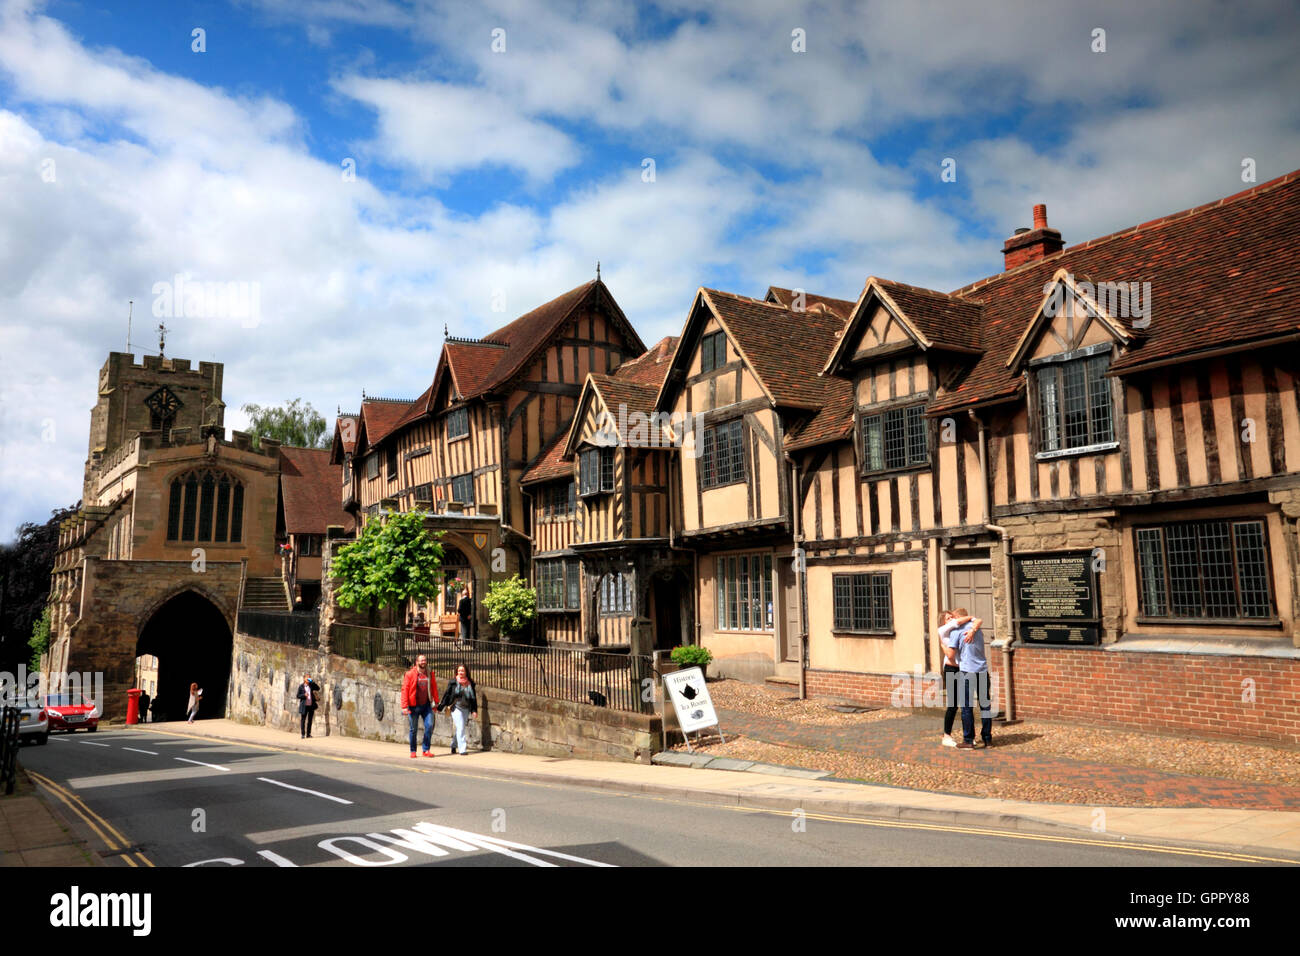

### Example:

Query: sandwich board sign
xmin=663 ymin=666 xmax=723 ymax=751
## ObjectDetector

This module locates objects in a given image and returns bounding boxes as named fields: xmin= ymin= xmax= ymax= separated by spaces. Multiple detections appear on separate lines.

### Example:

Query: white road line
xmin=256 ymin=850 xmax=299 ymax=867
xmin=175 ymin=757 xmax=230 ymax=772
xmin=122 ymin=747 xmax=159 ymax=756
xmin=78 ymin=740 xmax=111 ymax=747
xmin=257 ymin=777 xmax=353 ymax=804
xmin=49 ymin=735 xmax=70 ymax=742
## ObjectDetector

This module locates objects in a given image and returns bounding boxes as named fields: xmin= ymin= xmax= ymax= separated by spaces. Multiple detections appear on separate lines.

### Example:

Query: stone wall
xmin=56 ymin=558 xmax=244 ymax=719
xmin=227 ymin=632 xmax=663 ymax=762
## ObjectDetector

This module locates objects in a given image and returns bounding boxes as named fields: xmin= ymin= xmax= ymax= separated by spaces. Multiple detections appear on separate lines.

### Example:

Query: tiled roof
xmin=334 ymin=415 xmax=358 ymax=454
xmin=360 ymin=398 xmax=414 ymax=448
xmin=784 ymin=389 xmax=856 ymax=451
xmin=279 ymin=447 xmax=354 ymax=535
xmin=522 ymin=337 xmax=679 ymax=485
xmin=521 ymin=430 xmax=571 ymax=485
xmin=445 ymin=340 xmax=507 ymax=398
xmin=702 ymin=288 xmax=852 ymax=410
xmin=615 ymin=336 xmax=678 ymax=387
xmin=766 ymin=286 xmax=857 ymax=319
xmin=930 ymin=168 xmax=1300 ymax=414
xmin=401 ymin=279 xmax=646 ymax=438
xmin=869 ymin=278 xmax=985 ymax=353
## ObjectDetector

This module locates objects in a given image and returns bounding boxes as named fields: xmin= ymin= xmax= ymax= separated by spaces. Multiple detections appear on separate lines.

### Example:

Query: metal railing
xmin=236 ymin=609 xmax=320 ymax=648
xmin=329 ymin=625 xmax=655 ymax=714
xmin=1 ymin=707 xmax=19 ymax=796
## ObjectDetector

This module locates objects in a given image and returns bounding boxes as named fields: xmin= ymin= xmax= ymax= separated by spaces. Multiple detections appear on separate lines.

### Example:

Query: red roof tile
xmin=360 ymin=398 xmax=414 ymax=448
xmin=279 ymin=447 xmax=354 ymax=535
xmin=931 ymin=169 xmax=1300 ymax=414
xmin=869 ymin=278 xmax=984 ymax=353
xmin=766 ymin=286 xmax=857 ymax=319
xmin=702 ymin=289 xmax=852 ymax=410
xmin=521 ymin=430 xmax=572 ymax=485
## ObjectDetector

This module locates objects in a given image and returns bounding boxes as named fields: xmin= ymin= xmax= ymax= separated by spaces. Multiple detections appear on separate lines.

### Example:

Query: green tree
xmin=0 ymin=503 xmax=77 ymax=676
xmin=331 ymin=511 xmax=444 ymax=625
xmin=241 ymin=398 xmax=329 ymax=449
xmin=29 ymin=607 xmax=50 ymax=672
xmin=482 ymin=575 xmax=538 ymax=640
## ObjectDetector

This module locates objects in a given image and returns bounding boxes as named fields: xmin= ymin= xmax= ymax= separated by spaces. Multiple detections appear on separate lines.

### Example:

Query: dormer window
xmin=1034 ymin=346 xmax=1114 ymax=457
xmin=700 ymin=331 xmax=726 ymax=373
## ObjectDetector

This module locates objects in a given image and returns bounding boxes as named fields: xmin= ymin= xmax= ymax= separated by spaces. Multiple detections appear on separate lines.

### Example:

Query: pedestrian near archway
xmin=187 ymin=683 xmax=203 ymax=723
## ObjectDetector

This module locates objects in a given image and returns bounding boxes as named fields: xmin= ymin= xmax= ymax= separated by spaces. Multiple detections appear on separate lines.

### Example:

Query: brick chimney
xmin=1002 ymin=203 xmax=1064 ymax=270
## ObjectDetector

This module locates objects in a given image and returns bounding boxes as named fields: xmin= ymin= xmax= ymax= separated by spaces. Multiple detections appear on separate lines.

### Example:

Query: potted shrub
xmin=670 ymin=644 xmax=713 ymax=679
xmin=482 ymin=574 xmax=538 ymax=643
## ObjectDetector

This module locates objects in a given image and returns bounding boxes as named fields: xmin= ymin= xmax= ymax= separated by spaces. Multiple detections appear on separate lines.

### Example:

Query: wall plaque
xmin=1013 ymin=550 xmax=1101 ymax=645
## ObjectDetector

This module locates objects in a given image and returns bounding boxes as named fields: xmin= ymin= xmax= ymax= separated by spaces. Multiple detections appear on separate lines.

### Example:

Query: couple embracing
xmin=937 ymin=608 xmax=993 ymax=750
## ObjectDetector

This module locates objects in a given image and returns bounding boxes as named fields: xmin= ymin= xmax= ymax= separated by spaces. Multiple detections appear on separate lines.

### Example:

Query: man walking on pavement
xmin=952 ymin=608 xmax=993 ymax=750
xmin=401 ymin=654 xmax=439 ymax=758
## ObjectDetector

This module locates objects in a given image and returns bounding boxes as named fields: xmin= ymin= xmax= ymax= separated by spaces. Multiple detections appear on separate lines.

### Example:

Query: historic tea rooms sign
xmin=1012 ymin=550 xmax=1101 ymax=645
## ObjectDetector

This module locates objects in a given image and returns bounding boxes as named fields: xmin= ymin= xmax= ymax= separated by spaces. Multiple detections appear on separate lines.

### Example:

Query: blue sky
xmin=2 ymin=0 xmax=1299 ymax=538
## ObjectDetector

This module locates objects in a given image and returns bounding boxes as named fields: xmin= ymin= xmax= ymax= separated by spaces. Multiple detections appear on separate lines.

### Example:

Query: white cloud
xmin=335 ymin=75 xmax=580 ymax=183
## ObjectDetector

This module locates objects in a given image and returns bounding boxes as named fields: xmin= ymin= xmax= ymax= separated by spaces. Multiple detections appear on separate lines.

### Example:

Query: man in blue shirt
xmin=953 ymin=612 xmax=993 ymax=749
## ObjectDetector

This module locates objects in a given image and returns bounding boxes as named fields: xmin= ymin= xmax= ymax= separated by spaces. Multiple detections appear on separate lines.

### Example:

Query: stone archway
xmin=136 ymin=590 xmax=233 ymax=721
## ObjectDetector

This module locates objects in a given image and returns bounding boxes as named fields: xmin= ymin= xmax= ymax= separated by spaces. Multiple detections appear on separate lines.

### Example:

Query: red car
xmin=43 ymin=694 xmax=100 ymax=733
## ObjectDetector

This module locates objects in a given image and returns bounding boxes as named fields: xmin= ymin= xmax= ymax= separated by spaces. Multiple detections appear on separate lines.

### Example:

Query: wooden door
xmin=779 ymin=558 xmax=800 ymax=661
xmin=947 ymin=564 xmax=994 ymax=639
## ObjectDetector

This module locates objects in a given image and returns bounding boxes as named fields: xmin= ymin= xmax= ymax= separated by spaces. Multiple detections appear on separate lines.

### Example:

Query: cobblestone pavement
xmin=679 ymin=681 xmax=1300 ymax=810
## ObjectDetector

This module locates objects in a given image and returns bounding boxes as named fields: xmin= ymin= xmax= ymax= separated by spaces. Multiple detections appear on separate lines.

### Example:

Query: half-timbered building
xmin=522 ymin=336 xmax=688 ymax=651
xmin=652 ymin=287 xmax=856 ymax=681
xmin=329 ymin=279 xmax=646 ymax=636
xmin=780 ymin=170 xmax=1300 ymax=743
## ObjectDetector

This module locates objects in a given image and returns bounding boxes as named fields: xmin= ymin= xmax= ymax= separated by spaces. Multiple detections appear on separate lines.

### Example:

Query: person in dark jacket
xmin=457 ymin=586 xmax=474 ymax=644
xmin=295 ymin=674 xmax=321 ymax=738
xmin=137 ymin=690 xmax=151 ymax=724
xmin=437 ymin=664 xmax=477 ymax=755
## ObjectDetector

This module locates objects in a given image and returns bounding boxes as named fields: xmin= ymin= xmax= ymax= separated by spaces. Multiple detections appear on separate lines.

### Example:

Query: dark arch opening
xmin=136 ymin=591 xmax=232 ymax=721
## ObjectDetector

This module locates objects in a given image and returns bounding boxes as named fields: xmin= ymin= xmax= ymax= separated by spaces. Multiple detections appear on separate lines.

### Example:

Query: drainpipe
xmin=787 ymin=456 xmax=807 ymax=700
xmin=971 ymin=410 xmax=1018 ymax=723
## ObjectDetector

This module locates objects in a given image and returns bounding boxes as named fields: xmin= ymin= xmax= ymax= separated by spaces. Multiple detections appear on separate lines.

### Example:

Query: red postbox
xmin=126 ymin=688 xmax=141 ymax=725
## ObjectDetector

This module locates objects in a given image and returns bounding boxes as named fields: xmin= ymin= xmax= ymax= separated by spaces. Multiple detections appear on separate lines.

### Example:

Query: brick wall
xmin=996 ymin=645 xmax=1300 ymax=745
xmin=804 ymin=646 xmax=1300 ymax=745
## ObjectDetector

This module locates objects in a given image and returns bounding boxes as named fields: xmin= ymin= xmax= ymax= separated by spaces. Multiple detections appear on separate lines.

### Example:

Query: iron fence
xmin=1 ymin=707 xmax=19 ymax=796
xmin=237 ymin=610 xmax=320 ymax=648
xmin=329 ymin=625 xmax=655 ymax=714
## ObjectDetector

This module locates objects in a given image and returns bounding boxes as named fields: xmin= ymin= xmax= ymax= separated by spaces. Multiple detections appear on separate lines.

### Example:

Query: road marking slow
xmin=256 ymin=849 xmax=299 ymax=867
xmin=122 ymin=747 xmax=159 ymax=756
xmin=175 ymin=757 xmax=230 ymax=772
xmin=258 ymin=777 xmax=353 ymax=804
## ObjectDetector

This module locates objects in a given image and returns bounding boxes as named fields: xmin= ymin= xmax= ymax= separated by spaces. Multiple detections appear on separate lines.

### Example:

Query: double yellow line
xmin=27 ymin=770 xmax=153 ymax=868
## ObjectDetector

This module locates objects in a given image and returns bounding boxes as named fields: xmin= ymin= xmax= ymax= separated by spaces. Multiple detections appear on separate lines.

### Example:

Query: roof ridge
xmin=363 ymin=396 xmax=415 ymax=404
xmin=953 ymin=168 xmax=1300 ymax=297
xmin=446 ymin=337 xmax=507 ymax=348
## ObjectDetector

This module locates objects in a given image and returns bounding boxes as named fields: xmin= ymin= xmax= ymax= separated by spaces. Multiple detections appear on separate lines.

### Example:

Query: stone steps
xmin=242 ymin=577 xmax=290 ymax=611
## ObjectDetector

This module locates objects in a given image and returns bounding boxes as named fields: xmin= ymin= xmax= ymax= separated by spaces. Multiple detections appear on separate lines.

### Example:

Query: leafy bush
xmin=482 ymin=575 xmax=538 ymax=639
xmin=670 ymin=644 xmax=713 ymax=666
